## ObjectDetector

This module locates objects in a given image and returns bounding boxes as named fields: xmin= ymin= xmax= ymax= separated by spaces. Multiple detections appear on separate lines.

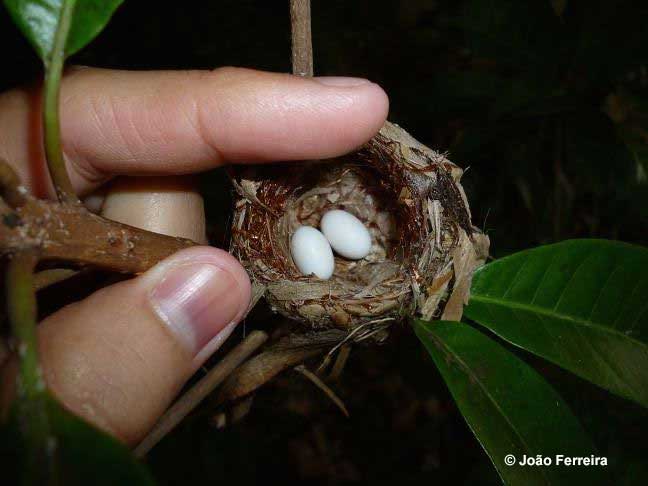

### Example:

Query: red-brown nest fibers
xmin=230 ymin=122 xmax=489 ymax=338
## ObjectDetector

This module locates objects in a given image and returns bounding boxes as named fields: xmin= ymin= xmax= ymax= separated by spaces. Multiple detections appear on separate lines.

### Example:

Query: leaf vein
xmin=586 ymin=262 xmax=622 ymax=322
xmin=471 ymin=294 xmax=648 ymax=350
xmin=421 ymin=326 xmax=552 ymax=485
xmin=552 ymin=251 xmax=596 ymax=312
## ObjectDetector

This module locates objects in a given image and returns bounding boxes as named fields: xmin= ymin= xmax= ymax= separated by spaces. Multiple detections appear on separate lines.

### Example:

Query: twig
xmin=290 ymin=0 xmax=313 ymax=76
xmin=294 ymin=365 xmax=349 ymax=417
xmin=216 ymin=330 xmax=345 ymax=404
xmin=211 ymin=395 xmax=255 ymax=429
xmin=327 ymin=344 xmax=351 ymax=381
xmin=34 ymin=268 xmax=80 ymax=291
xmin=0 ymin=194 xmax=195 ymax=273
xmin=0 ymin=158 xmax=27 ymax=208
xmin=134 ymin=330 xmax=268 ymax=458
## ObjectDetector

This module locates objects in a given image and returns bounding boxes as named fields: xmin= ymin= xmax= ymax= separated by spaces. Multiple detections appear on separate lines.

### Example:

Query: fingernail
xmin=313 ymin=76 xmax=371 ymax=87
xmin=150 ymin=264 xmax=246 ymax=355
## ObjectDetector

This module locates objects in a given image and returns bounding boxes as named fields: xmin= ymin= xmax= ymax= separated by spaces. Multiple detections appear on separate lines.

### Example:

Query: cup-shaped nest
xmin=230 ymin=122 xmax=489 ymax=333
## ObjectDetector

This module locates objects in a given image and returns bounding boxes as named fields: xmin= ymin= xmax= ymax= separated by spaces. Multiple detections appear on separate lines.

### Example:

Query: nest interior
xmin=231 ymin=122 xmax=489 ymax=334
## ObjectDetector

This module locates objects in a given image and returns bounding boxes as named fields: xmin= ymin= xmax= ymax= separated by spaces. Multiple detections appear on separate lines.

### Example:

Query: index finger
xmin=0 ymin=67 xmax=389 ymax=197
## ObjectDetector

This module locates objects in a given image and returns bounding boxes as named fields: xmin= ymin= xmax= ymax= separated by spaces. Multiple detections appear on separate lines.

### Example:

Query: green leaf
xmin=47 ymin=394 xmax=155 ymax=485
xmin=465 ymin=239 xmax=648 ymax=408
xmin=414 ymin=320 xmax=603 ymax=486
xmin=1 ymin=393 xmax=155 ymax=485
xmin=3 ymin=0 xmax=124 ymax=61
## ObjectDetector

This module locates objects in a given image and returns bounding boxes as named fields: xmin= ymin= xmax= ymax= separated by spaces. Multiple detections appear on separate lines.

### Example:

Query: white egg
xmin=320 ymin=209 xmax=372 ymax=260
xmin=290 ymin=226 xmax=335 ymax=280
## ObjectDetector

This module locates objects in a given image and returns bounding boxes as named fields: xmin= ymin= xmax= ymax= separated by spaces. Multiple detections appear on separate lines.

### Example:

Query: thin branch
xmin=134 ymin=330 xmax=269 ymax=458
xmin=294 ymin=365 xmax=349 ymax=417
xmin=0 ymin=158 xmax=27 ymax=208
xmin=6 ymin=251 xmax=53 ymax=479
xmin=43 ymin=0 xmax=80 ymax=204
xmin=7 ymin=252 xmax=43 ymax=403
xmin=327 ymin=344 xmax=351 ymax=381
xmin=290 ymin=0 xmax=313 ymax=76
xmin=211 ymin=395 xmax=255 ymax=429
xmin=216 ymin=329 xmax=345 ymax=404
xmin=1 ymin=195 xmax=195 ymax=273
xmin=34 ymin=268 xmax=80 ymax=291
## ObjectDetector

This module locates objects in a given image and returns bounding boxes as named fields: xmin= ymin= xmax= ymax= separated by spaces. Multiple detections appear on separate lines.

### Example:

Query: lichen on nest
xmin=230 ymin=122 xmax=489 ymax=334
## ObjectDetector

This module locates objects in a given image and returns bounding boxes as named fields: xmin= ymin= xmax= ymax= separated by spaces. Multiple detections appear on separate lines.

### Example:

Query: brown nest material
xmin=230 ymin=122 xmax=490 ymax=334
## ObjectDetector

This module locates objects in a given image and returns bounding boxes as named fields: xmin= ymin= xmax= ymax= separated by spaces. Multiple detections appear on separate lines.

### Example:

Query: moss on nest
xmin=230 ymin=122 xmax=489 ymax=333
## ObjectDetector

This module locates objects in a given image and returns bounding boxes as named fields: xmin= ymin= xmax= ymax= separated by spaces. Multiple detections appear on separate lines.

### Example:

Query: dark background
xmin=2 ymin=1 xmax=647 ymax=484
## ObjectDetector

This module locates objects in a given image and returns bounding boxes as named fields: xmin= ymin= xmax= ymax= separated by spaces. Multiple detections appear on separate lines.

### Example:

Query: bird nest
xmin=230 ymin=122 xmax=489 ymax=333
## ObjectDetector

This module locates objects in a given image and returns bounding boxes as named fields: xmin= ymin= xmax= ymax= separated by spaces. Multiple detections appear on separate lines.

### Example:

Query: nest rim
xmin=230 ymin=122 xmax=489 ymax=332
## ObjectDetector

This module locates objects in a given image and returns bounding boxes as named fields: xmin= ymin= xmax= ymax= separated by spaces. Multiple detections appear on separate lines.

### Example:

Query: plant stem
xmin=7 ymin=252 xmax=42 ymax=404
xmin=6 ymin=251 xmax=53 ymax=479
xmin=34 ymin=268 xmax=80 ymax=291
xmin=43 ymin=0 xmax=79 ymax=204
xmin=294 ymin=365 xmax=349 ymax=417
xmin=0 ymin=157 xmax=27 ymax=208
xmin=0 ymin=195 xmax=195 ymax=272
xmin=216 ymin=330 xmax=344 ymax=404
xmin=134 ymin=331 xmax=269 ymax=457
xmin=290 ymin=0 xmax=313 ymax=76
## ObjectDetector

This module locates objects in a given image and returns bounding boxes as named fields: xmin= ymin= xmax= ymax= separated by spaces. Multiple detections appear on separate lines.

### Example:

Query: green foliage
xmin=1 ymin=393 xmax=155 ymax=485
xmin=47 ymin=394 xmax=154 ymax=485
xmin=465 ymin=239 xmax=648 ymax=408
xmin=4 ymin=253 xmax=51 ymax=484
xmin=3 ymin=0 xmax=123 ymax=62
xmin=0 ymin=0 xmax=645 ymax=482
xmin=1 ymin=5 xmax=145 ymax=483
xmin=416 ymin=239 xmax=648 ymax=483
xmin=414 ymin=320 xmax=602 ymax=486
xmin=3 ymin=252 xmax=150 ymax=485
xmin=3 ymin=0 xmax=124 ymax=200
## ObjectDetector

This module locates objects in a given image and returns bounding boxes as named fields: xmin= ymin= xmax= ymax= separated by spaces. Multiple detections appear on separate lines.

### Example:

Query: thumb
xmin=36 ymin=246 xmax=251 ymax=445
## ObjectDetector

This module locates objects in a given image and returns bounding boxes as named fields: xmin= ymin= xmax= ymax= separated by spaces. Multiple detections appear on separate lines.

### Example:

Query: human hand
xmin=0 ymin=67 xmax=388 ymax=444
